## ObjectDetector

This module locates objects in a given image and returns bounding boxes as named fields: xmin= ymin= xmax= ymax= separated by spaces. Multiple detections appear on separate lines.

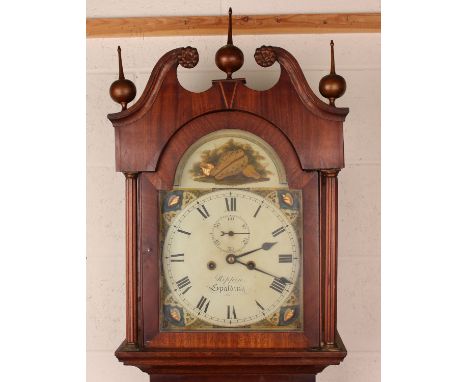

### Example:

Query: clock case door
xmin=108 ymin=46 xmax=348 ymax=372
xmin=142 ymin=111 xmax=315 ymax=348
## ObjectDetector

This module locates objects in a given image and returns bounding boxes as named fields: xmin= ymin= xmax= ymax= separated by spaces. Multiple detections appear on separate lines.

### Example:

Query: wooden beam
xmin=87 ymin=13 xmax=380 ymax=38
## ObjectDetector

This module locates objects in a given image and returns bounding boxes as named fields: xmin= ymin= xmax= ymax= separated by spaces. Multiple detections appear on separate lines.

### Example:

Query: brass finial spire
xmin=227 ymin=7 xmax=233 ymax=45
xmin=215 ymin=8 xmax=244 ymax=79
xmin=109 ymin=46 xmax=137 ymax=110
xmin=330 ymin=40 xmax=336 ymax=74
xmin=319 ymin=40 xmax=347 ymax=106
xmin=117 ymin=46 xmax=125 ymax=80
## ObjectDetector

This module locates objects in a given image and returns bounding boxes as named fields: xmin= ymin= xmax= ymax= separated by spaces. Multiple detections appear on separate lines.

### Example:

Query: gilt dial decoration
xmin=161 ymin=189 xmax=303 ymax=330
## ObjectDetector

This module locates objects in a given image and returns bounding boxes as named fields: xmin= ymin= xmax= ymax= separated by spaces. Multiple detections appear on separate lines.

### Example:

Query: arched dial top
xmin=162 ymin=189 xmax=302 ymax=328
xmin=174 ymin=129 xmax=287 ymax=189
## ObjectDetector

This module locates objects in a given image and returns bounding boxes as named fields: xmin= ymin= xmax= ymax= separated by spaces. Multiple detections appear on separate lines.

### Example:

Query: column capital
xmin=320 ymin=169 xmax=340 ymax=177
xmin=123 ymin=171 xmax=139 ymax=179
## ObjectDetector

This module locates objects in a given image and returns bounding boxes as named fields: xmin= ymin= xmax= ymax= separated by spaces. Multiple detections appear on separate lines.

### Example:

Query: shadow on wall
xmin=177 ymin=61 xmax=281 ymax=93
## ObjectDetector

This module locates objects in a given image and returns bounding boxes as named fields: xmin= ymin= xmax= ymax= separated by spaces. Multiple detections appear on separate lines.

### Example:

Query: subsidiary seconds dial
xmin=210 ymin=214 xmax=250 ymax=253
xmin=162 ymin=189 xmax=301 ymax=327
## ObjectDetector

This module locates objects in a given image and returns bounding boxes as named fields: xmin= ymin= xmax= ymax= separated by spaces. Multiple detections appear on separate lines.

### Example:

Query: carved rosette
xmin=178 ymin=46 xmax=199 ymax=69
xmin=254 ymin=46 xmax=277 ymax=67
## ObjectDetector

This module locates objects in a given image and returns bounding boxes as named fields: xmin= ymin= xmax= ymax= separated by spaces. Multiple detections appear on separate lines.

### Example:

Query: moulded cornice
xmin=108 ymin=47 xmax=196 ymax=126
xmin=269 ymin=46 xmax=349 ymax=121
xmin=108 ymin=45 xmax=348 ymax=127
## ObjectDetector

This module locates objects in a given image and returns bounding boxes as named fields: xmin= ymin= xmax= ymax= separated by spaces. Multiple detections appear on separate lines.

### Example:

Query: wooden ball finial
xmin=109 ymin=46 xmax=137 ymax=110
xmin=319 ymin=40 xmax=347 ymax=106
xmin=215 ymin=8 xmax=244 ymax=79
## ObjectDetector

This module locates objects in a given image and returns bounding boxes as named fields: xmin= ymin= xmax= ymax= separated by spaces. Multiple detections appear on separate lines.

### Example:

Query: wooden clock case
xmin=107 ymin=42 xmax=348 ymax=382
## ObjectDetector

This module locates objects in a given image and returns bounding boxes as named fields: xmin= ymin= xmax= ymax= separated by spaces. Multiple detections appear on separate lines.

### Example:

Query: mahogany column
xmin=321 ymin=169 xmax=340 ymax=348
xmin=124 ymin=172 xmax=139 ymax=346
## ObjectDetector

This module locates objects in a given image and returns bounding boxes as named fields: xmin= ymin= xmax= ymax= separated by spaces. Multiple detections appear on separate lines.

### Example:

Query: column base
xmin=150 ymin=374 xmax=316 ymax=382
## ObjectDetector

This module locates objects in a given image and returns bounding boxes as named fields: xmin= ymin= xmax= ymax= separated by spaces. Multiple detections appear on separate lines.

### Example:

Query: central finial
xmin=215 ymin=7 xmax=244 ymax=79
xmin=227 ymin=7 xmax=233 ymax=45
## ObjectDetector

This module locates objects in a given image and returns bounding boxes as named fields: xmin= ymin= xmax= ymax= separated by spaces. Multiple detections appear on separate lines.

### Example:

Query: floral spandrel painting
xmin=190 ymin=139 xmax=272 ymax=185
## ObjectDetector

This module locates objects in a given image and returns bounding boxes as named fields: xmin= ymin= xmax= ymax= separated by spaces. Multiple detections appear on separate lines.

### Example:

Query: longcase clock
xmin=107 ymin=9 xmax=349 ymax=382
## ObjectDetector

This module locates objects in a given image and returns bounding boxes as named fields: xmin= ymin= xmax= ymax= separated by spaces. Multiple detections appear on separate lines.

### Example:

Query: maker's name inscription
xmin=208 ymin=274 xmax=246 ymax=295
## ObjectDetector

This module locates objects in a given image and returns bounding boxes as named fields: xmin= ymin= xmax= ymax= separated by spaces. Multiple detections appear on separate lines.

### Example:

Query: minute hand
xmin=235 ymin=259 xmax=292 ymax=284
xmin=235 ymin=242 xmax=277 ymax=259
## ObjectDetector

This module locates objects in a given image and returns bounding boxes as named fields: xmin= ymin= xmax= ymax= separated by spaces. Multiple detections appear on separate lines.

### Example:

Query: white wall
xmin=87 ymin=0 xmax=381 ymax=17
xmin=87 ymin=2 xmax=380 ymax=382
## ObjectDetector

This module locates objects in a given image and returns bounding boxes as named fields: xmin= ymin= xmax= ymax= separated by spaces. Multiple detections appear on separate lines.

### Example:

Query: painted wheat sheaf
xmin=210 ymin=149 xmax=248 ymax=180
xmin=191 ymin=139 xmax=272 ymax=185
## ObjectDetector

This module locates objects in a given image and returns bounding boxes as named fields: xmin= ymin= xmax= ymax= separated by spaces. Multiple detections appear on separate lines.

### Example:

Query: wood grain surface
xmin=108 ymin=43 xmax=349 ymax=378
xmin=139 ymin=112 xmax=320 ymax=350
xmin=124 ymin=172 xmax=138 ymax=346
xmin=108 ymin=47 xmax=348 ymax=173
xmin=88 ymin=13 xmax=380 ymax=38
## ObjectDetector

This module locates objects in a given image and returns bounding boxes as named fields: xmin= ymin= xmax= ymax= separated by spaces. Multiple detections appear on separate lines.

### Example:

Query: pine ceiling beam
xmin=87 ymin=13 xmax=381 ymax=38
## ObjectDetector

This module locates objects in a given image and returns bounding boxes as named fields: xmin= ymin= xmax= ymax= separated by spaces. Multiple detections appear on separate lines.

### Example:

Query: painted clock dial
xmin=162 ymin=189 xmax=301 ymax=327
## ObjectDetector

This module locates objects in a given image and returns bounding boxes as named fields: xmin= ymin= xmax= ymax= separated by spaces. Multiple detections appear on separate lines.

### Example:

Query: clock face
xmin=162 ymin=189 xmax=301 ymax=327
